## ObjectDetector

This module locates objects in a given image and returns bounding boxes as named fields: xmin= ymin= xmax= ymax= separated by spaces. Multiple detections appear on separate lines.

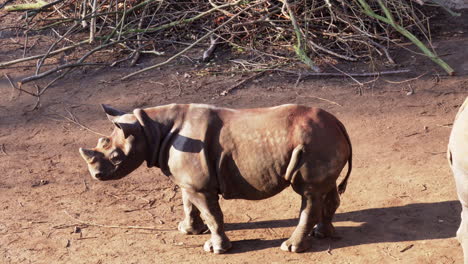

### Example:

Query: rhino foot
xmin=280 ymin=237 xmax=311 ymax=253
xmin=178 ymin=221 xmax=208 ymax=235
xmin=312 ymin=223 xmax=335 ymax=239
xmin=203 ymin=238 xmax=232 ymax=254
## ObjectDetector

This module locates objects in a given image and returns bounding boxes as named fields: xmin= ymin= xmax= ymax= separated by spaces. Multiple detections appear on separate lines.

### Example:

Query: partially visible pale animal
xmin=448 ymin=97 xmax=468 ymax=263
xmin=79 ymin=103 xmax=352 ymax=254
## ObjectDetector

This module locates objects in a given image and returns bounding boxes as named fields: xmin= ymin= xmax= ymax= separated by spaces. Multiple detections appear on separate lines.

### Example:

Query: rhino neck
xmin=141 ymin=104 xmax=188 ymax=175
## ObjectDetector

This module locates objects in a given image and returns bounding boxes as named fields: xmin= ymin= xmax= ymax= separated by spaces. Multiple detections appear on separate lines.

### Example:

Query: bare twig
xmin=308 ymin=40 xmax=358 ymax=62
xmin=4 ymin=73 xmax=37 ymax=96
xmin=0 ymin=40 xmax=88 ymax=68
xmin=282 ymin=0 xmax=321 ymax=72
xmin=383 ymin=72 xmax=428 ymax=84
xmin=202 ymin=35 xmax=220 ymax=62
xmin=276 ymin=68 xmax=410 ymax=78
xmin=121 ymin=1 xmax=255 ymax=80
xmin=357 ymin=0 xmax=454 ymax=75
xmin=327 ymin=63 xmax=364 ymax=86
xmin=89 ymin=0 xmax=97 ymax=43
xmin=63 ymin=210 xmax=172 ymax=231
xmin=20 ymin=62 xmax=106 ymax=86
xmin=295 ymin=91 xmax=343 ymax=107
xmin=36 ymin=23 xmax=79 ymax=75
xmin=51 ymin=109 xmax=106 ymax=136
xmin=220 ymin=70 xmax=267 ymax=96
xmin=0 ymin=144 xmax=7 ymax=156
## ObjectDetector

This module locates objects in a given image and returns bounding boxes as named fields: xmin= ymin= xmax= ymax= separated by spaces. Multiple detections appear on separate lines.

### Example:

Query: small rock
xmin=73 ymin=226 xmax=81 ymax=233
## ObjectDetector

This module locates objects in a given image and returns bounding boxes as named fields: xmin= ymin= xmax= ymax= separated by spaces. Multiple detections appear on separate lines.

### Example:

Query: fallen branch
xmin=4 ymin=73 xmax=36 ymax=96
xmin=0 ymin=40 xmax=88 ymax=68
xmin=121 ymin=2 xmax=257 ymax=80
xmin=20 ymin=37 xmax=128 ymax=87
xmin=20 ymin=62 xmax=105 ymax=86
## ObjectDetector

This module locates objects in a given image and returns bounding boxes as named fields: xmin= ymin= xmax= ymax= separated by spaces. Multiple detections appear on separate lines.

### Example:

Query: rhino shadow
xmin=224 ymin=200 xmax=461 ymax=254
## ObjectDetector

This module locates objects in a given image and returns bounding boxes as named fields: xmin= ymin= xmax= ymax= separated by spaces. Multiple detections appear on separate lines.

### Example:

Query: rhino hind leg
xmin=184 ymin=189 xmax=232 ymax=254
xmin=313 ymin=186 xmax=340 ymax=239
xmin=457 ymin=204 xmax=468 ymax=264
xmin=178 ymin=189 xmax=207 ymax=235
xmin=281 ymin=191 xmax=324 ymax=253
xmin=452 ymin=164 xmax=468 ymax=263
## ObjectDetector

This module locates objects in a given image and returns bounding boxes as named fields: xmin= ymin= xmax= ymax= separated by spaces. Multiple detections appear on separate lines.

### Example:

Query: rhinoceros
xmin=448 ymin=97 xmax=468 ymax=263
xmin=79 ymin=103 xmax=352 ymax=254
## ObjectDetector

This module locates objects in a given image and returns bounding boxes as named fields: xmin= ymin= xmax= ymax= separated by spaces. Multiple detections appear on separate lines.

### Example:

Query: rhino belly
xmin=218 ymin=154 xmax=290 ymax=200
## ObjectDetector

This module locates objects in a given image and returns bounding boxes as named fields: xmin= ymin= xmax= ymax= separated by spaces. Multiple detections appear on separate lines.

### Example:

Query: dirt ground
xmin=1 ymin=8 xmax=468 ymax=264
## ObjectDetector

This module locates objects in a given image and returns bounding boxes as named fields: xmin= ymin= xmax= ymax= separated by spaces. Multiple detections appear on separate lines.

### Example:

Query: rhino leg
xmin=452 ymin=164 xmax=468 ymax=263
xmin=281 ymin=192 xmax=323 ymax=253
xmin=458 ymin=204 xmax=468 ymax=264
xmin=313 ymin=186 xmax=340 ymax=239
xmin=184 ymin=189 xmax=232 ymax=254
xmin=178 ymin=189 xmax=207 ymax=235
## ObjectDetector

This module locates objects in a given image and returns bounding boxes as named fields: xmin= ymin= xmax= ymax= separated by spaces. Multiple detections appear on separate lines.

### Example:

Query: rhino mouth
xmin=91 ymin=166 xmax=133 ymax=181
xmin=92 ymin=168 xmax=126 ymax=181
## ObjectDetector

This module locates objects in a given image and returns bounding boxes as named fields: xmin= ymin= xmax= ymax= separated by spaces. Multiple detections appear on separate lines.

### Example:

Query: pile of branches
xmin=0 ymin=0 xmax=455 ymax=98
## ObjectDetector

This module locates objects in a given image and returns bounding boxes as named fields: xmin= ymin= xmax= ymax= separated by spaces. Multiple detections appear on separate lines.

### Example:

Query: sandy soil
xmin=1 ymin=8 xmax=468 ymax=264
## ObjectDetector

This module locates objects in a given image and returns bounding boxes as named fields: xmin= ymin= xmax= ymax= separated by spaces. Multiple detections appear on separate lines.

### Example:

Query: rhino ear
xmin=102 ymin=104 xmax=126 ymax=123
xmin=79 ymin=148 xmax=97 ymax=163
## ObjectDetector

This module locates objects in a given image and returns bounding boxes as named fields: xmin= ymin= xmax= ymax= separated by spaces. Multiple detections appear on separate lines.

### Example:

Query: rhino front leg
xmin=184 ymin=189 xmax=232 ymax=254
xmin=178 ymin=188 xmax=207 ymax=235
xmin=281 ymin=192 xmax=323 ymax=253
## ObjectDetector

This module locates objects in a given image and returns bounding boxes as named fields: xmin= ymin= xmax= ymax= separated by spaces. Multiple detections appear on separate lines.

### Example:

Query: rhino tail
xmin=337 ymin=120 xmax=352 ymax=195
xmin=285 ymin=144 xmax=305 ymax=183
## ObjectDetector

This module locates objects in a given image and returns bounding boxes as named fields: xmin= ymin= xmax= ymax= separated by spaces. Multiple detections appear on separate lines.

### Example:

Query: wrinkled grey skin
xmin=79 ymin=103 xmax=352 ymax=254
xmin=448 ymin=97 xmax=468 ymax=264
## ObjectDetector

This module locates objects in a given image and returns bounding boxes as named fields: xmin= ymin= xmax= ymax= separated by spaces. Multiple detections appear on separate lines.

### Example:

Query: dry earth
xmin=1 ymin=8 xmax=468 ymax=264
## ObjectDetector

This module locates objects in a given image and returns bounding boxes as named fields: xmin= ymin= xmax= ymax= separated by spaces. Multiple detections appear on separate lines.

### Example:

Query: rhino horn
xmin=101 ymin=104 xmax=126 ymax=123
xmin=79 ymin=148 xmax=96 ymax=163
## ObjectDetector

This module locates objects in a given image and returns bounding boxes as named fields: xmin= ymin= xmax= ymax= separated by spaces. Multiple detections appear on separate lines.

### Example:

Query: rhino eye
xmin=98 ymin=137 xmax=111 ymax=148
xmin=109 ymin=151 xmax=123 ymax=165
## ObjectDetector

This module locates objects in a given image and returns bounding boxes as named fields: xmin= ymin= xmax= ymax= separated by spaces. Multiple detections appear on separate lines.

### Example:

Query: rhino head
xmin=79 ymin=104 xmax=147 ymax=181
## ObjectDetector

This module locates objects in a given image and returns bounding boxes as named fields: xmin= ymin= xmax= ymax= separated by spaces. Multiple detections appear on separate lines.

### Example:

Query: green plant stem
xmin=5 ymin=0 xmax=47 ymax=12
xmin=283 ymin=0 xmax=321 ymax=72
xmin=357 ymin=0 xmax=455 ymax=75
